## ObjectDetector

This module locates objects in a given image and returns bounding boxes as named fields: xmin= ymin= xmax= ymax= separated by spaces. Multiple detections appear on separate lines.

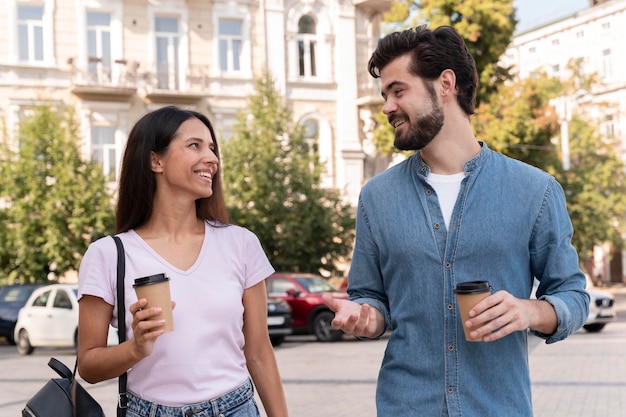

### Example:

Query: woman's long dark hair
xmin=115 ymin=106 xmax=230 ymax=233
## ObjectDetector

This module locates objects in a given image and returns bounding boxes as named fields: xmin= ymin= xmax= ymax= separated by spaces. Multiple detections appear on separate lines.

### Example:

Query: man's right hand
xmin=322 ymin=293 xmax=385 ymax=338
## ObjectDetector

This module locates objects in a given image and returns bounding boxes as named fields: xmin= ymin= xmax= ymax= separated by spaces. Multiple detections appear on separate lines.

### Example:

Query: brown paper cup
xmin=133 ymin=273 xmax=174 ymax=333
xmin=455 ymin=281 xmax=492 ymax=342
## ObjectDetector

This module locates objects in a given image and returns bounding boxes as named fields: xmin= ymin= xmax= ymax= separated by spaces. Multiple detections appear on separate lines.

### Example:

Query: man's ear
xmin=150 ymin=151 xmax=163 ymax=173
xmin=439 ymin=69 xmax=457 ymax=96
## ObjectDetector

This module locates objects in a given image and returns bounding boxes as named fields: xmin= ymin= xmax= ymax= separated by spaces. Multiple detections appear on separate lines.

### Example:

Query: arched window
xmin=297 ymin=15 xmax=316 ymax=77
xmin=302 ymin=119 xmax=319 ymax=153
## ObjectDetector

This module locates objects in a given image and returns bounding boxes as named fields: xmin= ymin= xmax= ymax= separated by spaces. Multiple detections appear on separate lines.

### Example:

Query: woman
xmin=77 ymin=106 xmax=289 ymax=417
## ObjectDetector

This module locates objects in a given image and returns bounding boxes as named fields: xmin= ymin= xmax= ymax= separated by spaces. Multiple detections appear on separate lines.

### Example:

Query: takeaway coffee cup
xmin=133 ymin=273 xmax=174 ymax=333
xmin=455 ymin=280 xmax=492 ymax=342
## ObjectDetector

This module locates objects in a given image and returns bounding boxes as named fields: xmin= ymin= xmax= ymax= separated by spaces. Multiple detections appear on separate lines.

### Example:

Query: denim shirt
xmin=348 ymin=142 xmax=589 ymax=417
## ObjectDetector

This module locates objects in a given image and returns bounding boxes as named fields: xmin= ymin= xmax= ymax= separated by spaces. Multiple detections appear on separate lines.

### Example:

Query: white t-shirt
xmin=426 ymin=172 xmax=466 ymax=230
xmin=78 ymin=221 xmax=274 ymax=406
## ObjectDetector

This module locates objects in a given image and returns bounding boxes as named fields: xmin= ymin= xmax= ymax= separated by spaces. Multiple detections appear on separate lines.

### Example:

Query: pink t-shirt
xmin=78 ymin=221 xmax=274 ymax=405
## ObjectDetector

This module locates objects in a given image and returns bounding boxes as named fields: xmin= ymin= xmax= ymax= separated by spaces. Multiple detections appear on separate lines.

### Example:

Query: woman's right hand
xmin=128 ymin=298 xmax=169 ymax=359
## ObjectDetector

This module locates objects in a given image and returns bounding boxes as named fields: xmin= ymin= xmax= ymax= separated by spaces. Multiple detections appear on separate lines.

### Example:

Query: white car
xmin=14 ymin=283 xmax=118 ymax=355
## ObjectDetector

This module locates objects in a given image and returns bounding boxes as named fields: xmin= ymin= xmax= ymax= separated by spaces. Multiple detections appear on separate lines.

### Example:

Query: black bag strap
xmin=49 ymin=357 xmax=73 ymax=380
xmin=112 ymin=236 xmax=129 ymax=415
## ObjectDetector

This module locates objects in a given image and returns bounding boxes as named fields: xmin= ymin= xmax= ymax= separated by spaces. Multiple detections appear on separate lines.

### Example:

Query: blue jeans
xmin=124 ymin=379 xmax=260 ymax=417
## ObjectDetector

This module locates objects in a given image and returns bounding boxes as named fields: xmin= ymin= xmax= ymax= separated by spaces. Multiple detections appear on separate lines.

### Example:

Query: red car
xmin=267 ymin=272 xmax=348 ymax=342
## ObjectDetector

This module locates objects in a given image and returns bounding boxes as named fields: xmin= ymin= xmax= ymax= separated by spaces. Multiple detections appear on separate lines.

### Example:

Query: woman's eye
xmin=189 ymin=143 xmax=200 ymax=149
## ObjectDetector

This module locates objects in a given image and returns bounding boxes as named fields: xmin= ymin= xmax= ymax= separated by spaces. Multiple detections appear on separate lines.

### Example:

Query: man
xmin=323 ymin=25 xmax=589 ymax=416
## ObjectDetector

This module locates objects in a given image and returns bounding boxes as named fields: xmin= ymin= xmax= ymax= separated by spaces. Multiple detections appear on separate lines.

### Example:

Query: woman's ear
xmin=150 ymin=151 xmax=163 ymax=173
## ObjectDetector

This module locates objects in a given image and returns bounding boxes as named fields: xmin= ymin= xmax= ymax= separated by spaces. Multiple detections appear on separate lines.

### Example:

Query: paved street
xmin=1 ymin=288 xmax=625 ymax=417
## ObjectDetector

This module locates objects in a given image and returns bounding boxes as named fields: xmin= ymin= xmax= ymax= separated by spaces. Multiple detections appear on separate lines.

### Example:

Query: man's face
xmin=380 ymin=54 xmax=444 ymax=151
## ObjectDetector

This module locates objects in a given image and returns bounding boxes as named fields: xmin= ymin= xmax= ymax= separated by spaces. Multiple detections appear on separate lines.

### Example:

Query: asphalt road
xmin=2 ymin=289 xmax=625 ymax=417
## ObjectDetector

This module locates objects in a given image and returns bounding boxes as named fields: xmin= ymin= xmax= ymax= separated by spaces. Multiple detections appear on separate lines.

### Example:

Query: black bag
xmin=22 ymin=357 xmax=105 ymax=417
xmin=23 ymin=236 xmax=129 ymax=417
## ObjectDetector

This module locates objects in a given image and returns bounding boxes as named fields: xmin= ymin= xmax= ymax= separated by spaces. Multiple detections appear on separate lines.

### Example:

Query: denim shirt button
xmin=448 ymin=345 xmax=454 ymax=351
xmin=434 ymin=223 xmax=440 ymax=229
xmin=445 ymin=262 xmax=451 ymax=268
xmin=447 ymin=304 xmax=454 ymax=310
xmin=447 ymin=387 xmax=454 ymax=393
xmin=426 ymin=189 xmax=432 ymax=195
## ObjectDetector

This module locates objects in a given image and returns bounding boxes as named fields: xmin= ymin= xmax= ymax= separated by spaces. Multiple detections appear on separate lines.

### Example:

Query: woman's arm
xmin=77 ymin=295 xmax=168 ymax=383
xmin=242 ymin=281 xmax=289 ymax=417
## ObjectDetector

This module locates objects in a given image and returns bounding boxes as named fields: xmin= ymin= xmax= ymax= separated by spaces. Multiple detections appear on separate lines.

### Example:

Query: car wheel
xmin=16 ymin=329 xmax=34 ymax=356
xmin=583 ymin=323 xmax=605 ymax=333
xmin=270 ymin=336 xmax=285 ymax=347
xmin=313 ymin=311 xmax=344 ymax=342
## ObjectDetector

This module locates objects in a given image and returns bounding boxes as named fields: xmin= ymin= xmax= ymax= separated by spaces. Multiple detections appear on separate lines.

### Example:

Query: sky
xmin=514 ymin=0 xmax=590 ymax=33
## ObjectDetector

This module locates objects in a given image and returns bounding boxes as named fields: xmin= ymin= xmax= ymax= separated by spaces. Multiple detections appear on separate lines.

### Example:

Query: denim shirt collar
xmin=413 ymin=141 xmax=490 ymax=177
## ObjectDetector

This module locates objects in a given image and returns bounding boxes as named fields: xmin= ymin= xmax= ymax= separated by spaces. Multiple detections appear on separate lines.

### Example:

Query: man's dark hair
xmin=368 ymin=25 xmax=478 ymax=115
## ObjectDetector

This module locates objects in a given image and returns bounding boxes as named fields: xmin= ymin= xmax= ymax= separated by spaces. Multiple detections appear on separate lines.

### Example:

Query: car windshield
xmin=294 ymin=276 xmax=338 ymax=293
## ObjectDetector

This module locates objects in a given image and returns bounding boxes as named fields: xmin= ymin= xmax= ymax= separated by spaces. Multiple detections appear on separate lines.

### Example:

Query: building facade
xmin=502 ymin=0 xmax=626 ymax=283
xmin=0 ymin=0 xmax=391 ymax=207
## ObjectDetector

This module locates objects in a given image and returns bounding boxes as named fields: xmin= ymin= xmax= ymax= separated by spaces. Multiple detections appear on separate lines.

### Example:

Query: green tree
xmin=221 ymin=72 xmax=355 ymax=276
xmin=473 ymin=73 xmax=563 ymax=173
xmin=559 ymin=115 xmax=626 ymax=262
xmin=0 ymin=105 xmax=115 ymax=283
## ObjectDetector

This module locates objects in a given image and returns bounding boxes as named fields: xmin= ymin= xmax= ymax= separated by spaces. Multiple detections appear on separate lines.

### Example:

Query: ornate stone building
xmin=0 ymin=0 xmax=391 ymax=207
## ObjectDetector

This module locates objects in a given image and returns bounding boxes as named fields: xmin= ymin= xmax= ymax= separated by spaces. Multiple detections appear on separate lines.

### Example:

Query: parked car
xmin=0 ymin=283 xmax=45 ymax=344
xmin=267 ymin=272 xmax=348 ymax=342
xmin=14 ymin=283 xmax=118 ymax=355
xmin=267 ymin=296 xmax=292 ymax=347
xmin=531 ymin=276 xmax=615 ymax=333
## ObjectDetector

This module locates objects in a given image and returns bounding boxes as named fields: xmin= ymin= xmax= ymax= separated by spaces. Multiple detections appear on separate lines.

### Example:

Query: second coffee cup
xmin=455 ymin=280 xmax=492 ymax=342
xmin=133 ymin=273 xmax=174 ymax=333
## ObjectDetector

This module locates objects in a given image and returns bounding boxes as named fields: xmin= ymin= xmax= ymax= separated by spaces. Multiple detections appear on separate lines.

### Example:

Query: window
xmin=53 ymin=290 xmax=72 ymax=309
xmin=602 ymin=115 xmax=614 ymax=140
xmin=86 ymin=11 xmax=112 ymax=83
xmin=297 ymin=15 xmax=316 ymax=77
xmin=17 ymin=5 xmax=44 ymax=62
xmin=91 ymin=125 xmax=118 ymax=182
xmin=267 ymin=279 xmax=297 ymax=295
xmin=302 ymin=119 xmax=319 ymax=152
xmin=155 ymin=16 xmax=180 ymax=89
xmin=528 ymin=46 xmax=536 ymax=53
xmin=219 ymin=19 xmax=242 ymax=72
xmin=32 ymin=291 xmax=50 ymax=308
xmin=601 ymin=49 xmax=612 ymax=77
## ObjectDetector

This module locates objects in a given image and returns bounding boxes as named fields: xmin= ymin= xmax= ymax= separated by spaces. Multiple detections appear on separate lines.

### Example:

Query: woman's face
xmin=151 ymin=117 xmax=219 ymax=201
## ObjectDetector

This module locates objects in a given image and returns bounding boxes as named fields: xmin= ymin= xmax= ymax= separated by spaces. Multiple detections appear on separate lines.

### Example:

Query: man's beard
xmin=393 ymin=85 xmax=444 ymax=151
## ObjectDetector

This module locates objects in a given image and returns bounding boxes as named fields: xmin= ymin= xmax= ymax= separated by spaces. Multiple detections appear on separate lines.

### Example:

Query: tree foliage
xmin=221 ymin=72 xmax=355 ymax=276
xmin=0 ymin=105 xmax=115 ymax=283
